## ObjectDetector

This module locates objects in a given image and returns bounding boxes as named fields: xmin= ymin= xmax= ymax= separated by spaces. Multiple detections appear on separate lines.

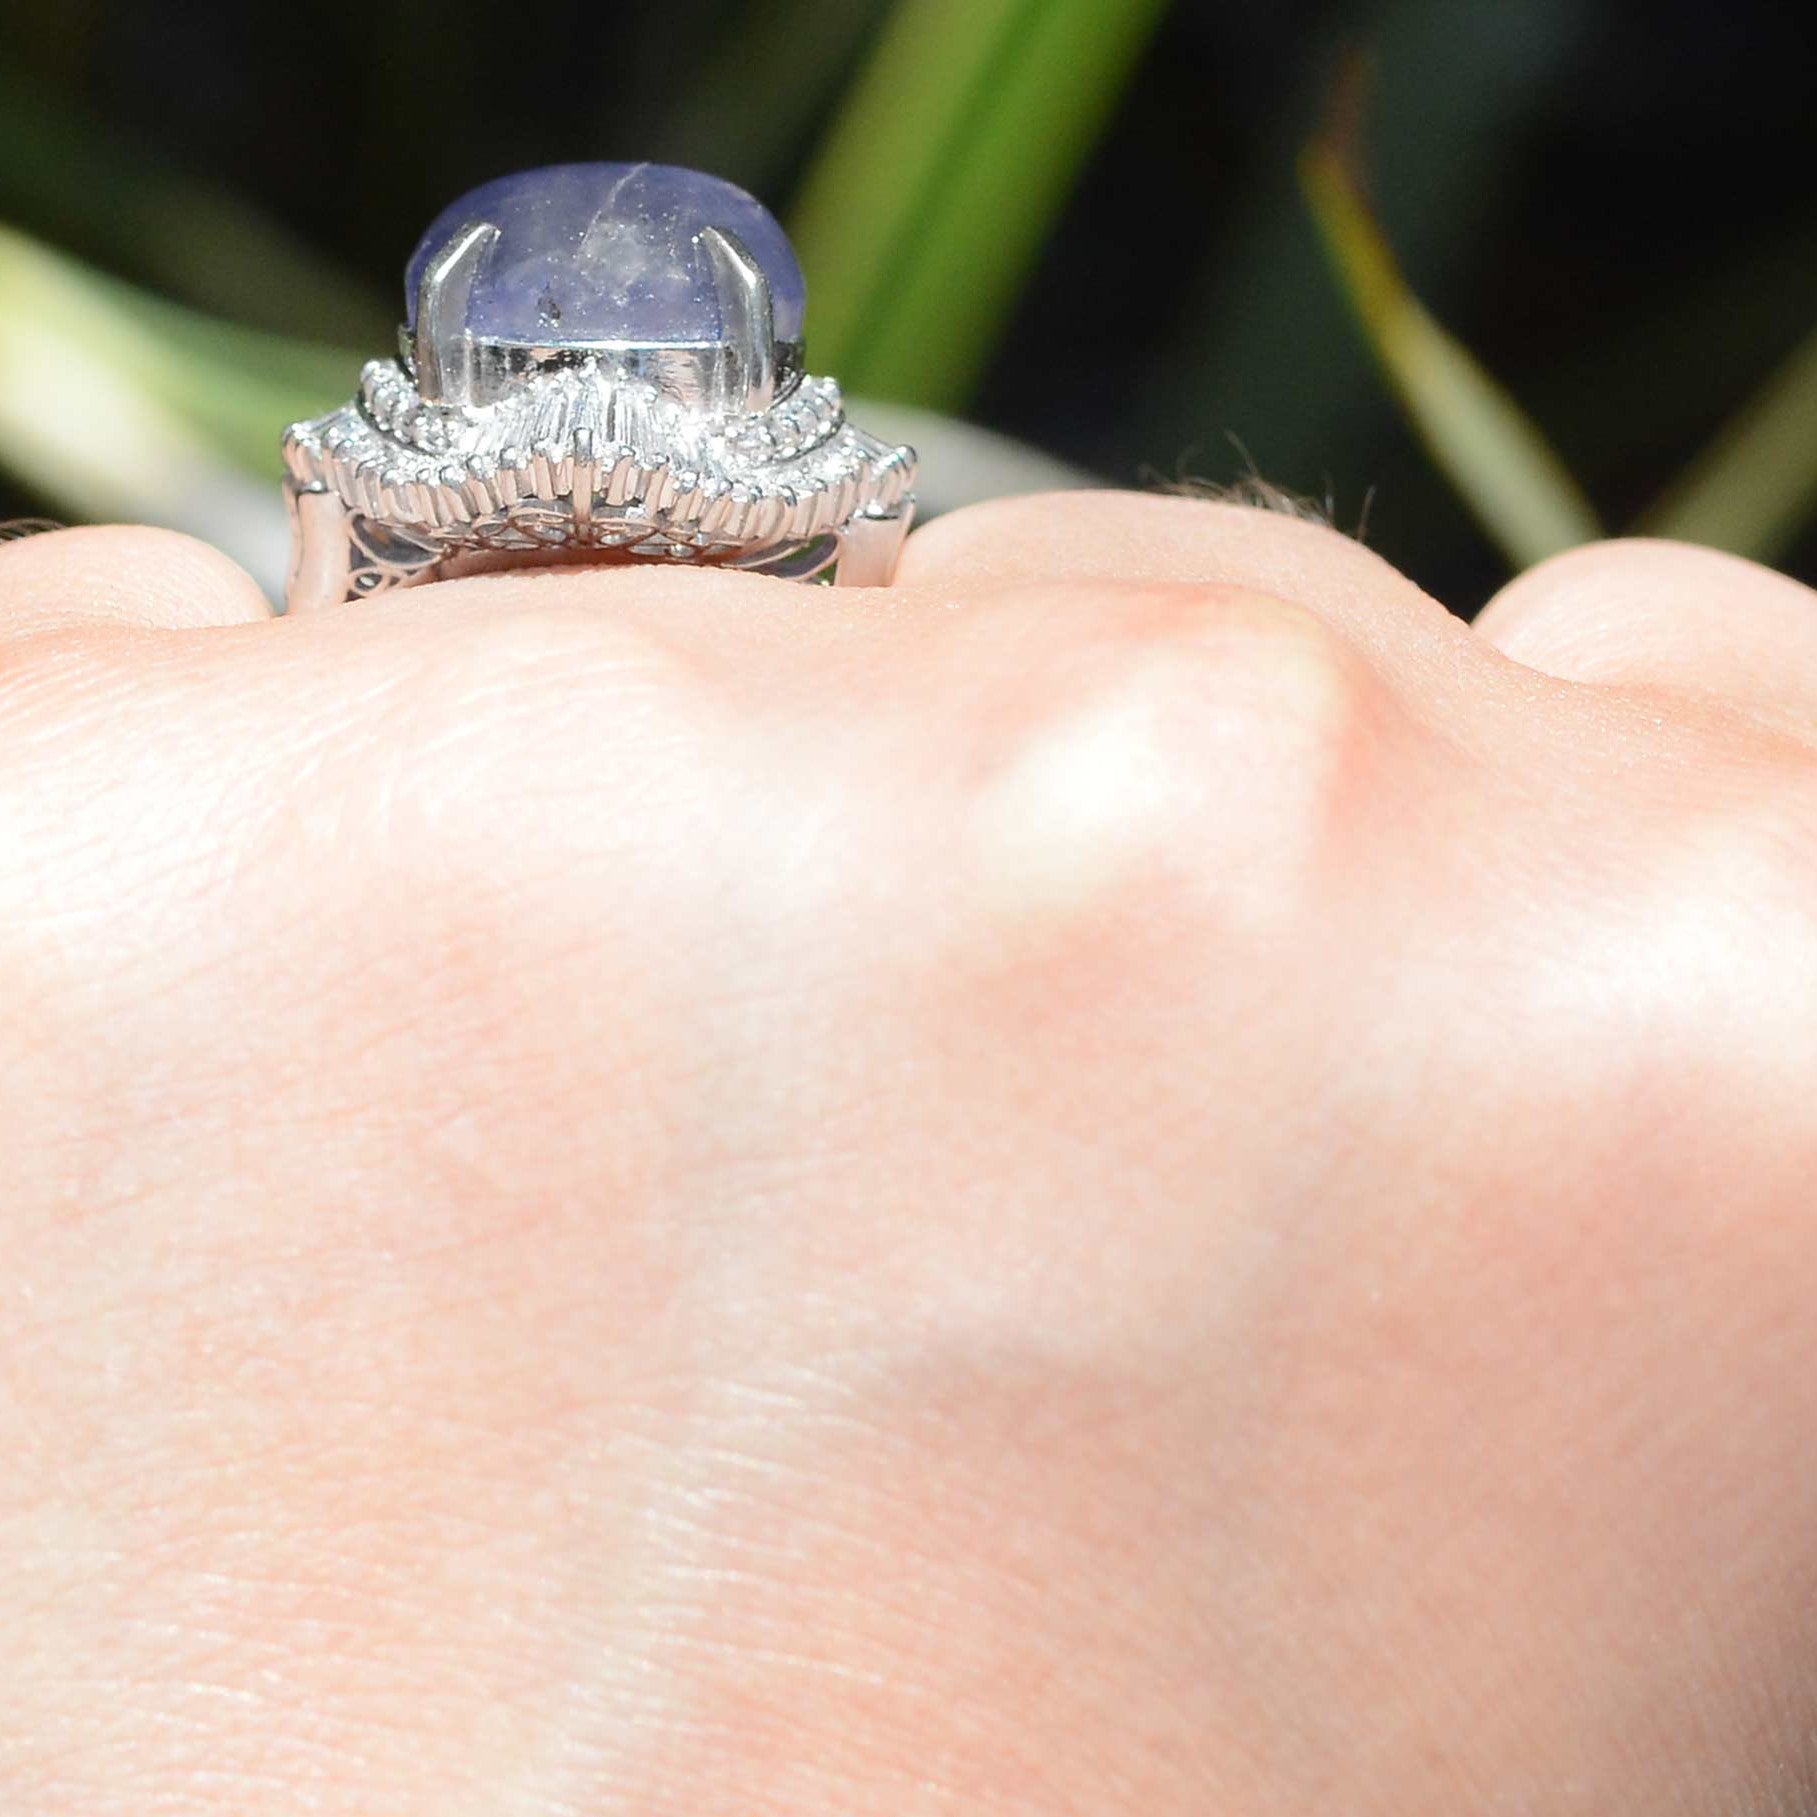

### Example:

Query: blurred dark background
xmin=2 ymin=0 xmax=1813 ymax=611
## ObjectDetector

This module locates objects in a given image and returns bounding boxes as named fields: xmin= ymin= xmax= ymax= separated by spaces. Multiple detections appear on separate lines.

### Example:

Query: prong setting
xmin=697 ymin=225 xmax=777 ymax=413
xmin=413 ymin=220 xmax=500 ymax=406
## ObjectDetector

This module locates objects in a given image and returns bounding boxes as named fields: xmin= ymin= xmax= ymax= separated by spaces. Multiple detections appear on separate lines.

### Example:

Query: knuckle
xmin=1581 ymin=753 xmax=1817 ymax=1099
xmin=964 ymin=582 xmax=1380 ymax=938
xmin=403 ymin=597 xmax=698 ymax=794
xmin=1684 ymin=758 xmax=1817 ymax=922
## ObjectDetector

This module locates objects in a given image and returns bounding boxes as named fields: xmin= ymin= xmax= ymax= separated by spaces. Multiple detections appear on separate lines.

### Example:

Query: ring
xmin=281 ymin=162 xmax=917 ymax=609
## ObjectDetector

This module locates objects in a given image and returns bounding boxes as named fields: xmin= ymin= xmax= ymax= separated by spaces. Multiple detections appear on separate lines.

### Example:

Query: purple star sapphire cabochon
xmin=404 ymin=161 xmax=807 ymax=349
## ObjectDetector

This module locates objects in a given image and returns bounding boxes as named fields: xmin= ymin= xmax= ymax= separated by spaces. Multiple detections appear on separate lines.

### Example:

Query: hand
xmin=3 ymin=495 xmax=1815 ymax=1815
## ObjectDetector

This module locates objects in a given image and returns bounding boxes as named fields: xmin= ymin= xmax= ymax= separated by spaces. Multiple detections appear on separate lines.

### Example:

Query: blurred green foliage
xmin=1302 ymin=126 xmax=1602 ymax=568
xmin=788 ymin=0 xmax=1170 ymax=408
xmin=0 ymin=224 xmax=351 ymax=501
xmin=1636 ymin=321 xmax=1817 ymax=566
xmin=1303 ymin=64 xmax=1817 ymax=570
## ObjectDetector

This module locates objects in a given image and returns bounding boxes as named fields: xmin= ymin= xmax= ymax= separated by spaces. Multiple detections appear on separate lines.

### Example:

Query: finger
xmin=0 ymin=525 xmax=273 ymax=634
xmin=1474 ymin=539 xmax=1817 ymax=725
xmin=895 ymin=490 xmax=1471 ymax=675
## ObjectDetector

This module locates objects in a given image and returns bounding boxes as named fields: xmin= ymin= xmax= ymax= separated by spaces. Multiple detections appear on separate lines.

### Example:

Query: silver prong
xmin=496 ymin=449 xmax=525 ymax=507
xmin=668 ymin=470 xmax=704 ymax=527
xmin=355 ymin=458 xmax=387 ymax=517
xmin=747 ymin=489 xmax=783 ymax=546
xmin=570 ymin=428 xmax=596 ymax=530
xmin=696 ymin=478 xmax=733 ymax=538
xmin=640 ymin=454 xmax=674 ymax=517
xmin=464 ymin=455 xmax=498 ymax=516
xmin=414 ymin=220 xmax=500 ymax=406
xmin=697 ymin=226 xmax=776 ymax=413
xmin=281 ymin=428 xmax=321 ymax=487
xmin=603 ymin=444 xmax=639 ymax=506
xmin=436 ymin=468 xmax=472 ymax=525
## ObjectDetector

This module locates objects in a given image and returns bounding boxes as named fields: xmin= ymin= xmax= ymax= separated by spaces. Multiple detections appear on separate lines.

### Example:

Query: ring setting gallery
xmin=282 ymin=162 xmax=918 ymax=609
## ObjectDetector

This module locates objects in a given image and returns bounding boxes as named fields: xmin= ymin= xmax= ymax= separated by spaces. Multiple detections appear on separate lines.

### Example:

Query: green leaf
xmin=1637 ymin=317 xmax=1817 ymax=563
xmin=1300 ymin=140 xmax=1601 ymax=569
xmin=788 ymin=0 xmax=1170 ymax=412
xmin=0 ymin=224 xmax=355 ymax=519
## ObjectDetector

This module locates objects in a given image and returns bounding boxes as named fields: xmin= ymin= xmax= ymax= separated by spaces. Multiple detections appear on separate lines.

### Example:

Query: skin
xmin=1 ymin=491 xmax=1815 ymax=1814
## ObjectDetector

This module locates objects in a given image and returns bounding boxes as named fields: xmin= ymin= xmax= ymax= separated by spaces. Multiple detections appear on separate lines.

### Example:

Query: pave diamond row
xmin=356 ymin=359 xmax=844 ymax=465
xmin=283 ymin=383 xmax=912 ymax=556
